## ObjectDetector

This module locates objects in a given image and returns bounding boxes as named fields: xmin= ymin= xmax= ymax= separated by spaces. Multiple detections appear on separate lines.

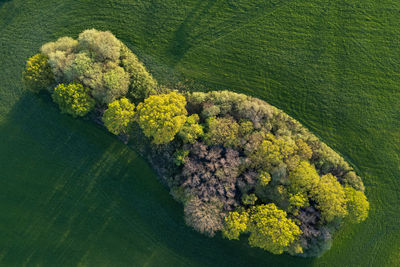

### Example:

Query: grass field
xmin=0 ymin=0 xmax=399 ymax=266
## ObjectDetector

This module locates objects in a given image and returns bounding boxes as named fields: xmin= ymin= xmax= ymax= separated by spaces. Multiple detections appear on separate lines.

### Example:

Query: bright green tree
xmin=52 ymin=82 xmax=95 ymax=117
xmin=288 ymin=161 xmax=320 ymax=193
xmin=102 ymin=98 xmax=135 ymax=135
xmin=345 ymin=186 xmax=369 ymax=223
xmin=312 ymin=174 xmax=348 ymax=222
xmin=222 ymin=211 xmax=249 ymax=240
xmin=23 ymin=53 xmax=54 ymax=92
xmin=136 ymin=92 xmax=188 ymax=145
xmin=178 ymin=114 xmax=204 ymax=144
xmin=247 ymin=204 xmax=302 ymax=254
xmin=204 ymin=116 xmax=239 ymax=147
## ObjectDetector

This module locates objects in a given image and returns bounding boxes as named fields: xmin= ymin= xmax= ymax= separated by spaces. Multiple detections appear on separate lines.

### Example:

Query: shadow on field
xmin=170 ymin=1 xmax=217 ymax=62
xmin=0 ymin=93 xmax=316 ymax=266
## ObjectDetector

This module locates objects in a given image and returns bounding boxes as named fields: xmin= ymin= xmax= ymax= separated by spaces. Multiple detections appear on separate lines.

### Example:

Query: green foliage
xmin=288 ymin=161 xmax=320 ymax=194
xmin=239 ymin=120 xmax=254 ymax=137
xmin=94 ymin=63 xmax=130 ymax=104
xmin=222 ymin=211 xmax=249 ymax=240
xmin=22 ymin=53 xmax=54 ymax=92
xmin=247 ymin=204 xmax=302 ymax=254
xmin=178 ymin=114 xmax=204 ymax=144
xmin=78 ymin=29 xmax=121 ymax=62
xmin=249 ymin=133 xmax=296 ymax=171
xmin=136 ymin=92 xmax=188 ymax=144
xmin=258 ymin=171 xmax=271 ymax=186
xmin=288 ymin=193 xmax=309 ymax=215
xmin=102 ymin=98 xmax=135 ymax=135
xmin=312 ymin=174 xmax=348 ymax=222
xmin=52 ymin=82 xmax=95 ymax=117
xmin=295 ymin=139 xmax=313 ymax=160
xmin=41 ymin=36 xmax=78 ymax=81
xmin=120 ymin=44 xmax=158 ymax=101
xmin=204 ymin=116 xmax=239 ymax=147
xmin=241 ymin=193 xmax=258 ymax=205
xmin=174 ymin=149 xmax=189 ymax=166
xmin=345 ymin=186 xmax=369 ymax=223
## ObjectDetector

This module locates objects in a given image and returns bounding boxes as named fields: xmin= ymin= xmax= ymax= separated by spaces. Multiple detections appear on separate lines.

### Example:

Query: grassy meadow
xmin=0 ymin=0 xmax=399 ymax=266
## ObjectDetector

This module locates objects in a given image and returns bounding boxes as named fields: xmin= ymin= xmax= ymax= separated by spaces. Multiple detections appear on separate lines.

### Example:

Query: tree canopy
xmin=102 ymin=98 xmax=135 ymax=135
xmin=136 ymin=92 xmax=188 ymax=144
xmin=22 ymin=53 xmax=54 ymax=92
xmin=52 ymin=82 xmax=94 ymax=117
xmin=247 ymin=204 xmax=302 ymax=254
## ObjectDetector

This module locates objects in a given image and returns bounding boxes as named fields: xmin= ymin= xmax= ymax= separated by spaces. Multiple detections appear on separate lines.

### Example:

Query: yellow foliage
xmin=258 ymin=171 xmax=271 ymax=186
xmin=23 ymin=53 xmax=54 ymax=92
xmin=102 ymin=98 xmax=135 ymax=135
xmin=52 ymin=82 xmax=95 ymax=117
xmin=345 ymin=186 xmax=369 ymax=223
xmin=136 ymin=92 xmax=188 ymax=144
xmin=222 ymin=211 xmax=249 ymax=240
xmin=312 ymin=174 xmax=348 ymax=222
xmin=289 ymin=161 xmax=320 ymax=193
xmin=247 ymin=204 xmax=302 ymax=254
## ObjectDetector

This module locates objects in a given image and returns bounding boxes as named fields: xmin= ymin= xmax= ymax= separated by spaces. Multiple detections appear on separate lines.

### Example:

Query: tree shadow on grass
xmin=0 ymin=93 xmax=315 ymax=266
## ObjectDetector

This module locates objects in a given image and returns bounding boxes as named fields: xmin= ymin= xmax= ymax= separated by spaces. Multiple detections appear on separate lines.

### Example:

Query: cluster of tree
xmin=23 ymin=30 xmax=369 ymax=258
xmin=23 ymin=29 xmax=157 ymax=116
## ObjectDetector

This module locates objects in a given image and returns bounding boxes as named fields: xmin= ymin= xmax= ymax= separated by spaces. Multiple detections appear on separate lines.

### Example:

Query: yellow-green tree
xmin=312 ymin=174 xmax=348 ymax=222
xmin=222 ymin=211 xmax=249 ymax=240
xmin=288 ymin=161 xmax=320 ymax=193
xmin=242 ymin=193 xmax=258 ymax=205
xmin=249 ymin=133 xmax=296 ymax=170
xmin=247 ymin=204 xmax=302 ymax=254
xmin=288 ymin=192 xmax=309 ymax=215
xmin=345 ymin=186 xmax=369 ymax=223
xmin=178 ymin=114 xmax=204 ymax=144
xmin=23 ymin=53 xmax=54 ymax=92
xmin=204 ymin=116 xmax=239 ymax=147
xmin=136 ymin=92 xmax=188 ymax=144
xmin=258 ymin=171 xmax=271 ymax=186
xmin=52 ymin=82 xmax=95 ymax=117
xmin=102 ymin=98 xmax=135 ymax=135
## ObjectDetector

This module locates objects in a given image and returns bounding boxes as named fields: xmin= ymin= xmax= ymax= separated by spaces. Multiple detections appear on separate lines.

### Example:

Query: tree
xmin=247 ymin=204 xmax=302 ymax=254
xmin=312 ymin=174 xmax=348 ymax=222
xmin=77 ymin=29 xmax=122 ymax=62
xmin=22 ymin=53 xmax=54 ymax=92
xmin=184 ymin=197 xmax=224 ymax=237
xmin=120 ymin=44 xmax=158 ymax=101
xmin=222 ymin=211 xmax=249 ymax=240
xmin=204 ymin=116 xmax=239 ymax=147
xmin=288 ymin=161 xmax=320 ymax=194
xmin=90 ymin=62 xmax=130 ymax=104
xmin=41 ymin=36 xmax=78 ymax=81
xmin=344 ymin=186 xmax=369 ymax=223
xmin=52 ymin=82 xmax=95 ymax=117
xmin=178 ymin=114 xmax=204 ymax=144
xmin=248 ymin=133 xmax=296 ymax=171
xmin=102 ymin=98 xmax=135 ymax=135
xmin=288 ymin=193 xmax=309 ymax=215
xmin=136 ymin=92 xmax=188 ymax=144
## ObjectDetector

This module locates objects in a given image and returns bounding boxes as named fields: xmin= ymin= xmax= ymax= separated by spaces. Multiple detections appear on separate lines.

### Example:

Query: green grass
xmin=0 ymin=0 xmax=399 ymax=266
